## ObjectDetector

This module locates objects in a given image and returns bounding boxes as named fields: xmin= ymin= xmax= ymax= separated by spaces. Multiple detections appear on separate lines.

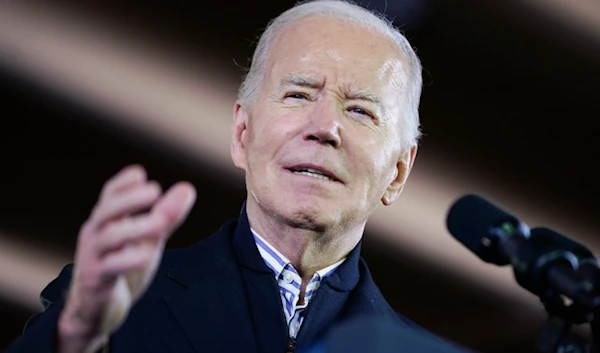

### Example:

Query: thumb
xmin=152 ymin=181 xmax=197 ymax=233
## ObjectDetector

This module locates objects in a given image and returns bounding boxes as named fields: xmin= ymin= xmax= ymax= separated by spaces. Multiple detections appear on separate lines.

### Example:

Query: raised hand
xmin=57 ymin=165 xmax=196 ymax=353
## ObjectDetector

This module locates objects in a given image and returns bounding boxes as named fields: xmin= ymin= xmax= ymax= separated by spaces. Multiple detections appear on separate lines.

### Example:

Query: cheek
xmin=254 ymin=110 xmax=302 ymax=146
xmin=246 ymin=111 xmax=272 ymax=149
xmin=245 ymin=111 xmax=296 ymax=166
xmin=353 ymin=140 xmax=397 ymax=193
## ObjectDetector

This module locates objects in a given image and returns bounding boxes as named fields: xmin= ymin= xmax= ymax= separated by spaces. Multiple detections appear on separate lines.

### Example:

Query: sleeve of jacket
xmin=4 ymin=264 xmax=73 ymax=353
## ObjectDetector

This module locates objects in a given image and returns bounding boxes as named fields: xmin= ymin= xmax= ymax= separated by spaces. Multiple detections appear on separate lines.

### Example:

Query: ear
xmin=381 ymin=145 xmax=418 ymax=206
xmin=231 ymin=100 xmax=249 ymax=171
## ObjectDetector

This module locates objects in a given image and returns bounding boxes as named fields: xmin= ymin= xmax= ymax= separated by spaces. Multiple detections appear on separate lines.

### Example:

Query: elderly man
xmin=6 ymin=1 xmax=463 ymax=352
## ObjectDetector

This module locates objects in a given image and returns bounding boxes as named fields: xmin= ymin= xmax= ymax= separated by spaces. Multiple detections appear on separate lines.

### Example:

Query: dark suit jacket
xmin=6 ymin=206 xmax=460 ymax=353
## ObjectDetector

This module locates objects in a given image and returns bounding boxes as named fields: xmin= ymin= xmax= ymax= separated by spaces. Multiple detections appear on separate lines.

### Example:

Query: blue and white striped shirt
xmin=251 ymin=229 xmax=346 ymax=338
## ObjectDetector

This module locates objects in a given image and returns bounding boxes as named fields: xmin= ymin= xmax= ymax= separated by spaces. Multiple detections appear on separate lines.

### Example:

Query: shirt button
xmin=283 ymin=272 xmax=294 ymax=284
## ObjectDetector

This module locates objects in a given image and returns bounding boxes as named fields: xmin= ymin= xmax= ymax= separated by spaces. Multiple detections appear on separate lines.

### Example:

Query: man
xmin=6 ymin=1 xmax=464 ymax=352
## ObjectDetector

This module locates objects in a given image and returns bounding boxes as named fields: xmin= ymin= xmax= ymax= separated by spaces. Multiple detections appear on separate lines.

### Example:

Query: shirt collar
xmin=251 ymin=228 xmax=290 ymax=279
xmin=251 ymin=228 xmax=346 ymax=281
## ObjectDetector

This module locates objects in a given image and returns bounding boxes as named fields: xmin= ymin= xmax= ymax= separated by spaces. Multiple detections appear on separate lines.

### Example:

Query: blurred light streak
xmin=0 ymin=2 xmax=599 ymax=331
xmin=0 ymin=1 xmax=238 ymax=177
xmin=475 ymin=0 xmax=600 ymax=62
xmin=0 ymin=231 xmax=70 ymax=310
xmin=524 ymin=0 xmax=600 ymax=43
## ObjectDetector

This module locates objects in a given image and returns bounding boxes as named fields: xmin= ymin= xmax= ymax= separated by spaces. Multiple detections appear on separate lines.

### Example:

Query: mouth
xmin=286 ymin=164 xmax=343 ymax=184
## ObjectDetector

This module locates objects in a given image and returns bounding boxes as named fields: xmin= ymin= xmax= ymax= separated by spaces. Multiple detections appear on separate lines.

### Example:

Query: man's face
xmin=232 ymin=16 xmax=416 ymax=234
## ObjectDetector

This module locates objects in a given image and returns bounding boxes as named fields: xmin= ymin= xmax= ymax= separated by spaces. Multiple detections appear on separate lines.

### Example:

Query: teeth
xmin=293 ymin=170 xmax=333 ymax=181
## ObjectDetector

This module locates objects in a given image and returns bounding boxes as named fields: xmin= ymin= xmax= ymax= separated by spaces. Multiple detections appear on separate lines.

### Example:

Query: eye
xmin=348 ymin=106 xmax=373 ymax=117
xmin=285 ymin=92 xmax=309 ymax=100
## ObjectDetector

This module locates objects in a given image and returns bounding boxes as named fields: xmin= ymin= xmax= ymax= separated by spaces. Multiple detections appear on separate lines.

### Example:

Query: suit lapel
xmin=238 ymin=268 xmax=289 ymax=353
xmin=296 ymin=244 xmax=410 ymax=348
xmin=233 ymin=204 xmax=290 ymax=353
xmin=295 ymin=280 xmax=351 ymax=347
xmin=294 ymin=240 xmax=362 ymax=347
xmin=164 ymin=220 xmax=257 ymax=353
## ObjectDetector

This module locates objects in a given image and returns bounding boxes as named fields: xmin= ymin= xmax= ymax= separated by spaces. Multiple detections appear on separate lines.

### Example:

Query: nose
xmin=303 ymin=100 xmax=342 ymax=148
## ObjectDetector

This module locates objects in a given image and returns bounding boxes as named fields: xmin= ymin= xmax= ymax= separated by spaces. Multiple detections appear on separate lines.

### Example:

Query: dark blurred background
xmin=1 ymin=0 xmax=598 ymax=352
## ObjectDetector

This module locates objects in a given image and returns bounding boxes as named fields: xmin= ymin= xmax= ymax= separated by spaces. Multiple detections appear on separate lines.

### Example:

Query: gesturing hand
xmin=57 ymin=165 xmax=196 ymax=353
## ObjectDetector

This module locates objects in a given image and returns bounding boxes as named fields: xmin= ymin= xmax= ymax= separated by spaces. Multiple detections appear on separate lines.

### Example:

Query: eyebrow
xmin=345 ymin=90 xmax=381 ymax=106
xmin=280 ymin=74 xmax=322 ymax=89
xmin=346 ymin=88 xmax=387 ymax=119
xmin=279 ymin=74 xmax=384 ymax=110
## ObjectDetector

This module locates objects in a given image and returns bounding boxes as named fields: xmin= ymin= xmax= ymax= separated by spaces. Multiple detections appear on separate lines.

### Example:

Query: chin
xmin=277 ymin=201 xmax=335 ymax=233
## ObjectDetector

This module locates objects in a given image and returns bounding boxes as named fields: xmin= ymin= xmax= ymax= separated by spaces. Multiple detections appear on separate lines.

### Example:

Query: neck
xmin=245 ymin=197 xmax=363 ymax=281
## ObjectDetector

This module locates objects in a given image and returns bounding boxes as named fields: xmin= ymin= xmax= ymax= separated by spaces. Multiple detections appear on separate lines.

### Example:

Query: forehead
xmin=265 ymin=16 xmax=408 ymax=94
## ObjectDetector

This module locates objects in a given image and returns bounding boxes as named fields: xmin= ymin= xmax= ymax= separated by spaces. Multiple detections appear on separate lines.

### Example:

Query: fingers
xmin=100 ymin=243 xmax=157 ymax=281
xmin=95 ymin=212 xmax=168 ymax=256
xmin=64 ymin=165 xmax=194 ymax=338
xmin=100 ymin=164 xmax=147 ymax=200
xmin=77 ymin=167 xmax=196 ymax=285
xmin=152 ymin=181 xmax=197 ymax=227
xmin=87 ymin=179 xmax=195 ymax=274
xmin=90 ymin=182 xmax=196 ymax=282
xmin=89 ymin=181 xmax=162 ymax=228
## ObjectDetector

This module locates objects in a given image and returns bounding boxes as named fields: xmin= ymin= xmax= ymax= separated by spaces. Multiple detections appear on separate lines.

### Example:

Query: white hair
xmin=238 ymin=0 xmax=423 ymax=151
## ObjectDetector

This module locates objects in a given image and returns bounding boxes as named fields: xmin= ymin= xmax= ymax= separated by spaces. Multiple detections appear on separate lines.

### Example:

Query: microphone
xmin=446 ymin=194 xmax=530 ymax=266
xmin=446 ymin=194 xmax=600 ymax=310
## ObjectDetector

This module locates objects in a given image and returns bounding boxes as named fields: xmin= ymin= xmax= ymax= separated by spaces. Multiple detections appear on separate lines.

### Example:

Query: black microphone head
xmin=531 ymin=227 xmax=595 ymax=260
xmin=446 ymin=194 xmax=527 ymax=265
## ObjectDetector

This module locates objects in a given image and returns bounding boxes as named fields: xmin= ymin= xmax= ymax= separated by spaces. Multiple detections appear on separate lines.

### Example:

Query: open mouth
xmin=287 ymin=165 xmax=341 ymax=183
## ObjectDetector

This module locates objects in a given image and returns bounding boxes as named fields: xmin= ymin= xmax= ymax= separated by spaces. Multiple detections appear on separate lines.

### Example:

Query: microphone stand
xmin=500 ymin=228 xmax=600 ymax=353
xmin=535 ymin=288 xmax=593 ymax=353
